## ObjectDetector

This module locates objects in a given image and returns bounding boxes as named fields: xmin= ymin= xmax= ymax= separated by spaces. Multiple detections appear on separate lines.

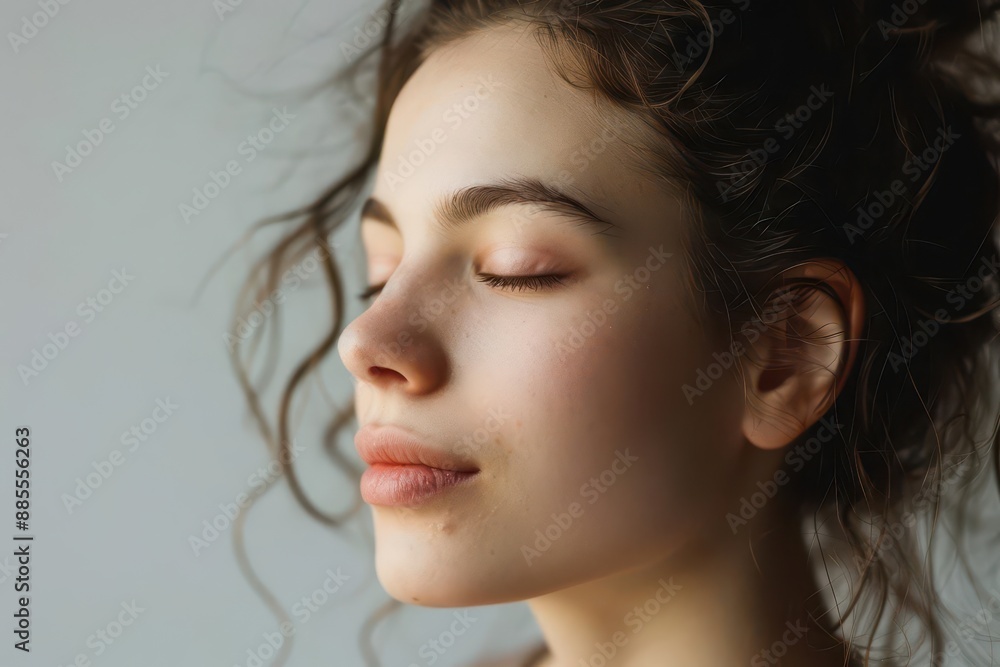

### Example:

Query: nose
xmin=337 ymin=275 xmax=450 ymax=396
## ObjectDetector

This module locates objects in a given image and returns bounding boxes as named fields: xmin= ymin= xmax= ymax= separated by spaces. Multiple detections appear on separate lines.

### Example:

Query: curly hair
xmin=230 ymin=1 xmax=1000 ymax=665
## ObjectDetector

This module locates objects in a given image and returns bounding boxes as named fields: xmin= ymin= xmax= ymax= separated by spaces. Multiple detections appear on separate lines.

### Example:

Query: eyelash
xmin=357 ymin=273 xmax=566 ymax=301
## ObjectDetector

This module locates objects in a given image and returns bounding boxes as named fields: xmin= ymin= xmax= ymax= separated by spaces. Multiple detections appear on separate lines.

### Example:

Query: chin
xmin=371 ymin=519 xmax=473 ymax=606
xmin=375 ymin=553 xmax=486 ymax=607
xmin=373 ymin=532 xmax=536 ymax=607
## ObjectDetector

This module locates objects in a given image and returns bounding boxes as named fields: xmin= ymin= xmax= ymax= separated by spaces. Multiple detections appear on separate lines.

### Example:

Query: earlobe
xmin=740 ymin=260 xmax=865 ymax=451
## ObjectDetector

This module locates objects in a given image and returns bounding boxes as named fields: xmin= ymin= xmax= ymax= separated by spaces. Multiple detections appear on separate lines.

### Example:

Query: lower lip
xmin=360 ymin=463 xmax=479 ymax=507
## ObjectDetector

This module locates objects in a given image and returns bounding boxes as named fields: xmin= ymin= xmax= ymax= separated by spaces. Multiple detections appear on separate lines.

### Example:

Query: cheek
xmin=480 ymin=275 xmax=746 ymax=569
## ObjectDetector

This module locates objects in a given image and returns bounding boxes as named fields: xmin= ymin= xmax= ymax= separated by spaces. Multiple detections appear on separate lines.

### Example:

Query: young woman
xmin=231 ymin=1 xmax=1000 ymax=665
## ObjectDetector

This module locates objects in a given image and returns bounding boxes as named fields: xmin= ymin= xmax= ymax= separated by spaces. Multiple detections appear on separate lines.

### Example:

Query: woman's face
xmin=337 ymin=21 xmax=750 ymax=606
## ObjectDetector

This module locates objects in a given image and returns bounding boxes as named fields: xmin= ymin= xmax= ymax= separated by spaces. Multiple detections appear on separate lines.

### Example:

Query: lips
xmin=355 ymin=423 xmax=481 ymax=507
xmin=354 ymin=423 xmax=479 ymax=473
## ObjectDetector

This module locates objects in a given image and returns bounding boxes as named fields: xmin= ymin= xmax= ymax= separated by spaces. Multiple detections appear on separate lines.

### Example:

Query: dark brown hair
xmin=230 ymin=1 xmax=1000 ymax=664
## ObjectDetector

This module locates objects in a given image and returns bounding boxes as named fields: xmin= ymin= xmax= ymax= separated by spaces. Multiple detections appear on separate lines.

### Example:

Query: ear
xmin=740 ymin=259 xmax=865 ymax=450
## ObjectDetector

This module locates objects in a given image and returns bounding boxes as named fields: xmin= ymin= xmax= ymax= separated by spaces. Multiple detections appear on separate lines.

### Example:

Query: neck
xmin=526 ymin=511 xmax=851 ymax=667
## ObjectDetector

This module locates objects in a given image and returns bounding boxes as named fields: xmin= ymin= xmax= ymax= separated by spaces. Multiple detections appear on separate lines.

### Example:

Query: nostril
xmin=368 ymin=366 xmax=405 ymax=382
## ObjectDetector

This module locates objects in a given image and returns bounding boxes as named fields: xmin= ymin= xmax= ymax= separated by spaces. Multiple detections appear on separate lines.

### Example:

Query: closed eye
xmin=475 ymin=273 xmax=566 ymax=292
xmin=357 ymin=273 xmax=566 ymax=301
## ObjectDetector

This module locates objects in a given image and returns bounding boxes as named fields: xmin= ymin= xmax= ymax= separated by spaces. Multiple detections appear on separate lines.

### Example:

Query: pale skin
xmin=337 ymin=19 xmax=865 ymax=667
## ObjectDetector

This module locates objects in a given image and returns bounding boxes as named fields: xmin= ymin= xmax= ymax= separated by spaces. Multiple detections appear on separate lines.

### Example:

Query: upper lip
xmin=355 ymin=423 xmax=480 ymax=472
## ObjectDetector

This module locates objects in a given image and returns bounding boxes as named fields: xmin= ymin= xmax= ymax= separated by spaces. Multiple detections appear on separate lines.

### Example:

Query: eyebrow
xmin=359 ymin=176 xmax=622 ymax=238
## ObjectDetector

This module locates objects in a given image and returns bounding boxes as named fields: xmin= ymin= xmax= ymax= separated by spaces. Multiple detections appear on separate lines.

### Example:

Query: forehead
xmin=376 ymin=21 xmax=677 ymax=233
